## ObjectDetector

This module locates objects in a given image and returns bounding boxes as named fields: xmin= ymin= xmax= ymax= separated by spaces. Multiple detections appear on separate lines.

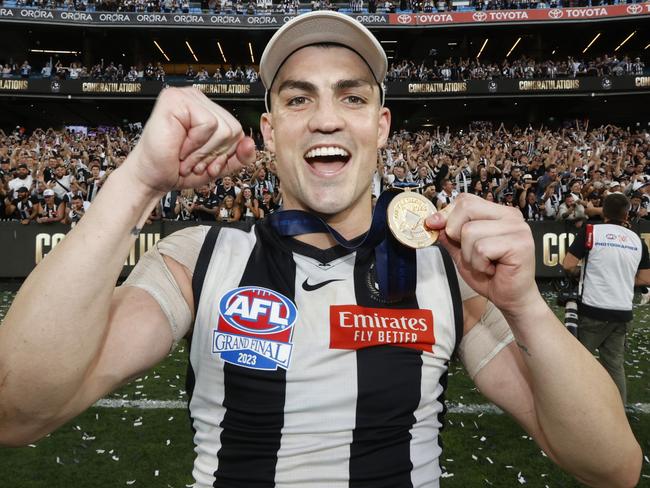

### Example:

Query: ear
xmin=377 ymin=107 xmax=391 ymax=149
xmin=260 ymin=112 xmax=275 ymax=154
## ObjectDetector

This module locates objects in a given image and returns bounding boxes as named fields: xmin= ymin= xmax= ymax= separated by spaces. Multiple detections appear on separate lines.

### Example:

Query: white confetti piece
xmin=540 ymin=450 xmax=547 ymax=457
xmin=517 ymin=472 xmax=526 ymax=484
xmin=480 ymin=436 xmax=486 ymax=442
xmin=440 ymin=472 xmax=454 ymax=478
xmin=471 ymin=454 xmax=478 ymax=461
xmin=484 ymin=479 xmax=493 ymax=485
xmin=505 ymin=465 xmax=513 ymax=469
xmin=445 ymin=459 xmax=454 ymax=462
xmin=486 ymin=457 xmax=493 ymax=464
xmin=126 ymin=481 xmax=136 ymax=485
xmin=96 ymin=449 xmax=105 ymax=454
xmin=133 ymin=422 xmax=143 ymax=427
xmin=166 ymin=439 xmax=171 ymax=446
xmin=56 ymin=456 xmax=62 ymax=464
xmin=168 ymin=416 xmax=174 ymax=421
xmin=28 ymin=444 xmax=36 ymax=448
xmin=112 ymin=455 xmax=120 ymax=462
xmin=154 ymin=470 xmax=159 ymax=477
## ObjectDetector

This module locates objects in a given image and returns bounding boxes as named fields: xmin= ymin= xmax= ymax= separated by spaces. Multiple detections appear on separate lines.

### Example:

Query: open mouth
xmin=304 ymin=146 xmax=351 ymax=175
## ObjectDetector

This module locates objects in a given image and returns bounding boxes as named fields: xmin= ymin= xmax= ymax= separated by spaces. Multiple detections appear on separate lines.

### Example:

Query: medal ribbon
xmin=268 ymin=189 xmax=416 ymax=302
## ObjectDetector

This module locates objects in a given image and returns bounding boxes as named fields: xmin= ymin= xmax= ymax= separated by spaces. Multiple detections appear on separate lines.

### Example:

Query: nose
xmin=307 ymin=97 xmax=345 ymax=134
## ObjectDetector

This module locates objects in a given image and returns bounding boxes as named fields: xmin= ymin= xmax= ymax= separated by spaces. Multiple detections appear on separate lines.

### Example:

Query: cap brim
xmin=260 ymin=11 xmax=387 ymax=92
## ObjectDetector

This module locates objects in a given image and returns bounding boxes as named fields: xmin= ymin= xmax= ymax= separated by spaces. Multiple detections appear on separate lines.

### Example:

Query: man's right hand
xmin=126 ymin=87 xmax=256 ymax=194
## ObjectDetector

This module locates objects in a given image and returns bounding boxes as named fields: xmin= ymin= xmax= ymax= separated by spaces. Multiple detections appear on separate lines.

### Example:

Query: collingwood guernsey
xmin=179 ymin=219 xmax=463 ymax=488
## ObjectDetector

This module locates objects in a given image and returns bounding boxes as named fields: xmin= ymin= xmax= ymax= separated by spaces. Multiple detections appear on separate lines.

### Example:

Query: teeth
xmin=305 ymin=146 xmax=349 ymax=159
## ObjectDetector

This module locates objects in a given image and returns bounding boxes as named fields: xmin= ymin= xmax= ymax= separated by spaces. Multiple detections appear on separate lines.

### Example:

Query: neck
xmin=284 ymin=198 xmax=373 ymax=250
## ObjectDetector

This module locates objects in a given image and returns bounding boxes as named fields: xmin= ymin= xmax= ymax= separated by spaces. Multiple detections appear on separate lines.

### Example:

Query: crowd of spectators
xmin=0 ymin=60 xmax=260 ymax=83
xmin=5 ymin=0 xmax=642 ymax=13
xmin=2 ymin=120 xmax=649 ymax=227
xmin=386 ymin=54 xmax=646 ymax=82
xmin=2 ymin=54 xmax=644 ymax=84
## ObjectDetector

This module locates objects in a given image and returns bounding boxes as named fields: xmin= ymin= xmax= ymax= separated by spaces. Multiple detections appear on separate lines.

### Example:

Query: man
xmin=8 ymin=163 xmax=33 ymax=199
xmin=214 ymin=175 xmax=240 ymax=202
xmin=0 ymin=12 xmax=641 ymax=488
xmin=563 ymin=193 xmax=650 ymax=405
xmin=5 ymin=186 xmax=36 ymax=224
xmin=436 ymin=178 xmax=457 ymax=210
xmin=66 ymin=194 xmax=90 ymax=226
xmin=535 ymin=163 xmax=558 ymax=200
xmin=556 ymin=193 xmax=586 ymax=227
xmin=50 ymin=164 xmax=74 ymax=201
xmin=191 ymin=183 xmax=220 ymax=221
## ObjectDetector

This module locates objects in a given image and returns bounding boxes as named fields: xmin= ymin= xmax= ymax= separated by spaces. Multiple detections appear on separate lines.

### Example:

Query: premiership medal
xmin=387 ymin=190 xmax=451 ymax=248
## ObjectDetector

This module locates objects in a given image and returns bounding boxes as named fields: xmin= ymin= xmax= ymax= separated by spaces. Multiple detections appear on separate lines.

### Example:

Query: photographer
xmin=562 ymin=193 xmax=650 ymax=404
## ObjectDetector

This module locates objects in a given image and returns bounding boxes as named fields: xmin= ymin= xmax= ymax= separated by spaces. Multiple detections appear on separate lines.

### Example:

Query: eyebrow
xmin=276 ymin=78 xmax=375 ymax=96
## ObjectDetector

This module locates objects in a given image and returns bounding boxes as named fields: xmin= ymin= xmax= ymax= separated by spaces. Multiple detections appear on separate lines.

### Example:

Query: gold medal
xmin=387 ymin=191 xmax=452 ymax=248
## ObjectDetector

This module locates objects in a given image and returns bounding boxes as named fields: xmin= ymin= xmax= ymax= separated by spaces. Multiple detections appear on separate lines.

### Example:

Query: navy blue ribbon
xmin=268 ymin=190 xmax=416 ymax=302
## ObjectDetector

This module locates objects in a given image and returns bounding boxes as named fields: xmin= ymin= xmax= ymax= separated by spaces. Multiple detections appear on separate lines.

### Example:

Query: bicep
xmin=69 ymin=285 xmax=175 ymax=412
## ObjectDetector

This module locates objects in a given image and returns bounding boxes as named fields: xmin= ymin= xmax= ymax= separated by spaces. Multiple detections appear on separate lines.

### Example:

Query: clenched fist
xmin=426 ymin=193 xmax=542 ymax=318
xmin=126 ymin=87 xmax=256 ymax=193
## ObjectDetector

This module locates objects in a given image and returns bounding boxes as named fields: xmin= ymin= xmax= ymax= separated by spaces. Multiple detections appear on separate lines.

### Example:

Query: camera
xmin=556 ymin=275 xmax=579 ymax=337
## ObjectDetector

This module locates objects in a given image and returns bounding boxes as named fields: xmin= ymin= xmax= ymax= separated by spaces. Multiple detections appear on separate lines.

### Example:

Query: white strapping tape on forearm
xmin=458 ymin=300 xmax=514 ymax=379
xmin=123 ymin=245 xmax=192 ymax=350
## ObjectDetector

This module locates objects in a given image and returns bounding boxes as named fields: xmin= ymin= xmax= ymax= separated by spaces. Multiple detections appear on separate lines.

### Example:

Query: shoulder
xmin=157 ymin=225 xmax=211 ymax=274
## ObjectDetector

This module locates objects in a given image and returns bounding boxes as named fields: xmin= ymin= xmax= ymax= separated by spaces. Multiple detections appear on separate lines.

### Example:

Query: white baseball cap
xmin=259 ymin=11 xmax=387 ymax=109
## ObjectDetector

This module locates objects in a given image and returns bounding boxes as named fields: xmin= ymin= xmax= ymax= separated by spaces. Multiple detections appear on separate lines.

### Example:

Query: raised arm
xmin=0 ymin=87 xmax=256 ymax=446
xmin=426 ymin=194 xmax=641 ymax=488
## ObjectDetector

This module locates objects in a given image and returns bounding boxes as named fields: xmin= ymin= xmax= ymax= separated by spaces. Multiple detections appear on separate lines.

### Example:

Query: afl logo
xmin=219 ymin=286 xmax=297 ymax=334
xmin=213 ymin=286 xmax=298 ymax=371
xmin=397 ymin=14 xmax=412 ymax=24
xmin=488 ymin=81 xmax=498 ymax=92
xmin=626 ymin=4 xmax=642 ymax=14
xmin=548 ymin=8 xmax=563 ymax=18
xmin=601 ymin=77 xmax=612 ymax=90
xmin=50 ymin=81 xmax=61 ymax=93
xmin=472 ymin=11 xmax=487 ymax=21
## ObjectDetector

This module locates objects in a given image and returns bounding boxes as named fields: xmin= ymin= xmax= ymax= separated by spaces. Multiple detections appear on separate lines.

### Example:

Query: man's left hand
xmin=425 ymin=193 xmax=539 ymax=318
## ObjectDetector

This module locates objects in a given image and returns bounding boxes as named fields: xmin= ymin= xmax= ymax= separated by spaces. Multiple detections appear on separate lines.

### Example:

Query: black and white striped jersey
xmin=188 ymin=219 xmax=463 ymax=488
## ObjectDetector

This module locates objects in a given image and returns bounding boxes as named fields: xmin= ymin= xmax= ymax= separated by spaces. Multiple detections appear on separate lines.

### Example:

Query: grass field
xmin=1 ymin=289 xmax=649 ymax=487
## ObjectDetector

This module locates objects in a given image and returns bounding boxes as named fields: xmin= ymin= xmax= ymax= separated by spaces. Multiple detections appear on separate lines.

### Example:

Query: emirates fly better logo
xmin=330 ymin=305 xmax=435 ymax=352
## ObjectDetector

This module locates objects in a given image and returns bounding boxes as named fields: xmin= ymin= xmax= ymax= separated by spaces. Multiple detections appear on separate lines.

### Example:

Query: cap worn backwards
xmin=259 ymin=11 xmax=388 ymax=111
